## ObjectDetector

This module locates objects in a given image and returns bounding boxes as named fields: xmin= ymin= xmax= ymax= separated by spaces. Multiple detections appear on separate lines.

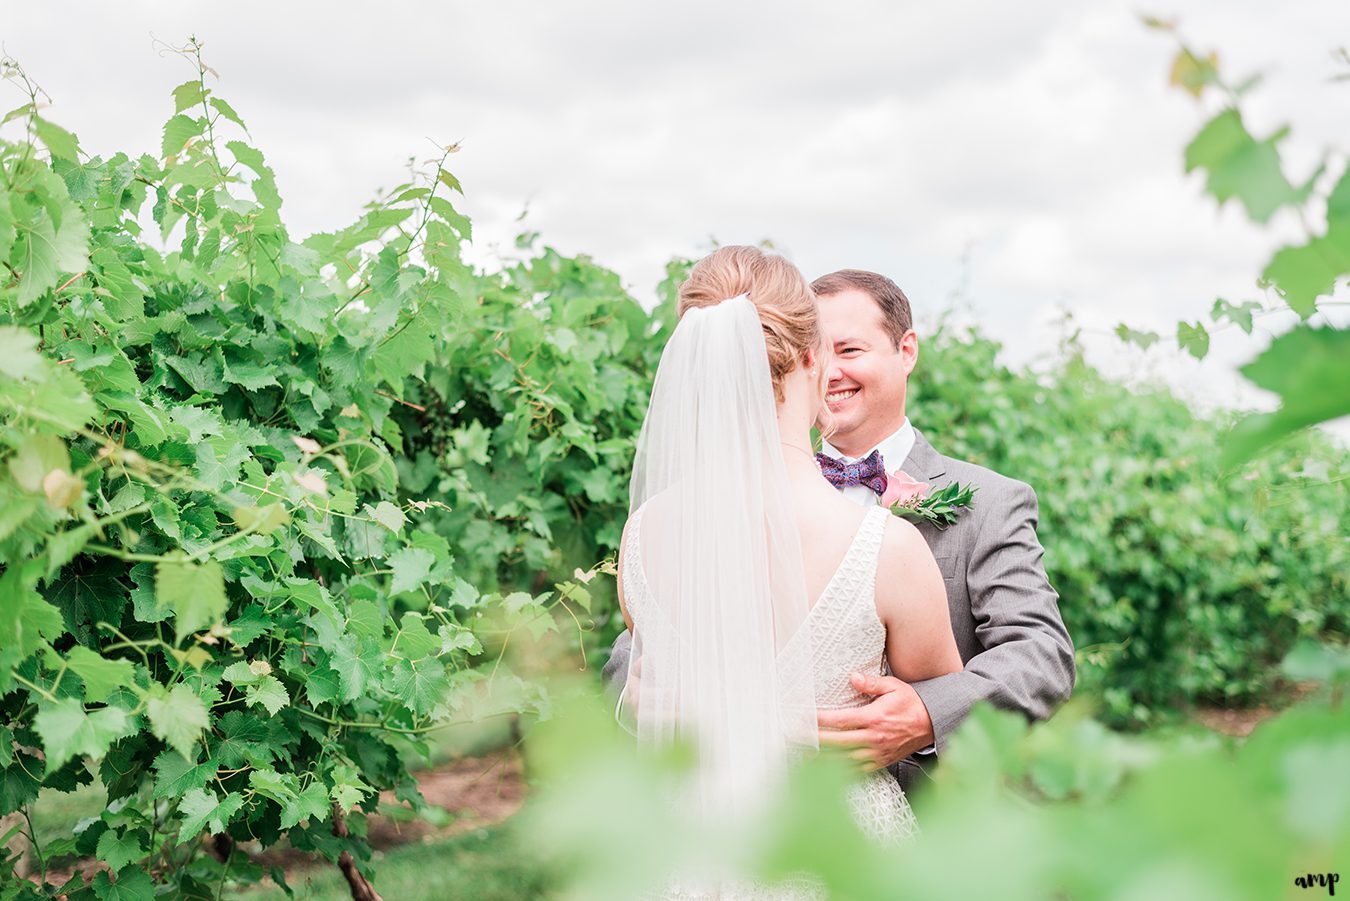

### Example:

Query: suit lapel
xmin=900 ymin=429 xmax=947 ymax=482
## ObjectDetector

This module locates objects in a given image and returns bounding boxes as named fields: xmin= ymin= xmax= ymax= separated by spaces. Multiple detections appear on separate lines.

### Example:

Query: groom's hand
xmin=816 ymin=673 xmax=936 ymax=770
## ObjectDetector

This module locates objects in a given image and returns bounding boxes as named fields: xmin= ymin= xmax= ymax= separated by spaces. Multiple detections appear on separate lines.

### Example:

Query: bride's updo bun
xmin=678 ymin=246 xmax=828 ymax=409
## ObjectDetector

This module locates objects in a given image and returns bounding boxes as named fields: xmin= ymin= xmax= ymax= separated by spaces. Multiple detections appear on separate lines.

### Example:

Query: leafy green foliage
xmin=913 ymin=330 xmax=1348 ymax=724
xmin=0 ymin=48 xmax=598 ymax=895
xmin=530 ymin=651 xmax=1350 ymax=901
xmin=1120 ymin=32 xmax=1350 ymax=460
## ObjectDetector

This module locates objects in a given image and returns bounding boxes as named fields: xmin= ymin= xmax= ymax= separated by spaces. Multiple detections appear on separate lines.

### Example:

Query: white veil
xmin=622 ymin=293 xmax=817 ymax=827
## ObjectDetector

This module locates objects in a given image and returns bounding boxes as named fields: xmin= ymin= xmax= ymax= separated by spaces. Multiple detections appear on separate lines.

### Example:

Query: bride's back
xmin=787 ymin=466 xmax=875 ymax=607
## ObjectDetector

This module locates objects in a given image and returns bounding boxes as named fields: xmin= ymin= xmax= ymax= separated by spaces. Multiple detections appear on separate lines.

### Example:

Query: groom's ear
xmin=900 ymin=329 xmax=919 ymax=377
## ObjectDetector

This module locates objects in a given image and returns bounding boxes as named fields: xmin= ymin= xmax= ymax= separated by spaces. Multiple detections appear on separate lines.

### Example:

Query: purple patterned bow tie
xmin=815 ymin=449 xmax=888 ymax=495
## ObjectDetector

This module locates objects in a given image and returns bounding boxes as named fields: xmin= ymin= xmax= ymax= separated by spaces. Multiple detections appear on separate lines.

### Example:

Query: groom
xmin=603 ymin=269 xmax=1075 ymax=792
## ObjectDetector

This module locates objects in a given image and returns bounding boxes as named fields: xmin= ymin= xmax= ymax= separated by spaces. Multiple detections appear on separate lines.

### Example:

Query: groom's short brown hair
xmin=810 ymin=270 xmax=913 ymax=349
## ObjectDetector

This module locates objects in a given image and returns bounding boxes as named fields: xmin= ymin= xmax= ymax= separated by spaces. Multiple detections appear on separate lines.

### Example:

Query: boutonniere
xmin=880 ymin=470 xmax=976 ymax=529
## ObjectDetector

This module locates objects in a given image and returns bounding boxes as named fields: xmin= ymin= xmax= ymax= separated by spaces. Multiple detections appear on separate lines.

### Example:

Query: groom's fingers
xmin=817 ymin=728 xmax=873 ymax=747
xmin=849 ymin=672 xmax=904 ymax=697
xmin=816 ymin=702 xmax=877 ymax=730
xmin=850 ymin=749 xmax=884 ymax=771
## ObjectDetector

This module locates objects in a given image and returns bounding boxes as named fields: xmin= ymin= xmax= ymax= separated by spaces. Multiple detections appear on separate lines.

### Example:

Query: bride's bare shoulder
xmin=877 ymin=513 xmax=939 ymax=577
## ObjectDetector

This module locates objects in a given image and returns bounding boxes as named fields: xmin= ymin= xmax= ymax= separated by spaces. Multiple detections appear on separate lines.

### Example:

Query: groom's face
xmin=817 ymin=289 xmax=917 ymax=454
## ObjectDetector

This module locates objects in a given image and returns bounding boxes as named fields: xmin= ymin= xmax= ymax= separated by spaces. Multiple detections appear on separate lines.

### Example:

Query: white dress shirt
xmin=820 ymin=418 xmax=916 ymax=507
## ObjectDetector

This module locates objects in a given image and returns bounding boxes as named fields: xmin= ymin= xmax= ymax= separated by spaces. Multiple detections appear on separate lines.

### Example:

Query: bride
xmin=616 ymin=246 xmax=962 ymax=897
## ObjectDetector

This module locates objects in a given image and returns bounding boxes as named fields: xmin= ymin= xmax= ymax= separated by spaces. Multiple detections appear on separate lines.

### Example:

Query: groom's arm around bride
xmin=819 ymin=432 xmax=1076 ymax=787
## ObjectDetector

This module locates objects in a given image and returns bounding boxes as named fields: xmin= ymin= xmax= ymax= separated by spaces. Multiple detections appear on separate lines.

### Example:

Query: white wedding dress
xmin=624 ymin=503 xmax=917 ymax=900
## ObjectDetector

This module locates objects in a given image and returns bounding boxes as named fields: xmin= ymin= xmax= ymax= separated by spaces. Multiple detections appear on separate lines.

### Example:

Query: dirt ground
xmin=1191 ymin=682 xmax=1317 ymax=737
xmin=250 ymin=746 xmax=526 ymax=878
xmin=362 ymin=747 xmax=525 ymax=849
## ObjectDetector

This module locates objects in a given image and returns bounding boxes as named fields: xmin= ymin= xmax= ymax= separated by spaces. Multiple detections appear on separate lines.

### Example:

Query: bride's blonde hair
xmin=677 ymin=246 xmax=833 ymax=434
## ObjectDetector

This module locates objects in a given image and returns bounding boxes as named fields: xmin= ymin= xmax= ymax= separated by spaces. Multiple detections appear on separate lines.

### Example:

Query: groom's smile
xmin=816 ymin=286 xmax=918 ymax=458
xmin=826 ymin=386 xmax=860 ymax=406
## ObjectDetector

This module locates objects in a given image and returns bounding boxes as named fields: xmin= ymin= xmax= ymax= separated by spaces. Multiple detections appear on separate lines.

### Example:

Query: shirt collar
xmin=821 ymin=418 xmax=915 ymax=473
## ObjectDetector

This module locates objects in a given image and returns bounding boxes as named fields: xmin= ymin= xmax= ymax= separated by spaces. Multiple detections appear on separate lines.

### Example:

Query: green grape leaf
xmin=13 ymin=204 xmax=90 ymax=307
xmin=222 ymin=355 xmax=280 ymax=391
xmin=209 ymin=97 xmax=247 ymax=130
xmin=92 ymin=866 xmax=155 ymax=901
xmin=438 ymin=624 xmax=482 ymax=655
xmin=331 ymin=634 xmax=383 ymax=702
xmin=330 ymin=781 xmax=366 ymax=814
xmin=95 ymin=827 xmax=147 ymax=872
xmin=34 ymin=699 xmax=132 ymax=771
xmin=1210 ymin=298 xmax=1261 ymax=334
xmin=211 ymin=711 xmax=274 ymax=768
xmin=34 ymin=116 xmax=81 ymax=162
xmin=226 ymin=141 xmax=281 ymax=211
xmin=286 ymin=579 xmax=341 ymax=625
xmin=161 ymin=114 xmax=203 ymax=158
xmin=248 ymin=767 xmax=295 ymax=803
xmin=557 ymin=581 xmax=592 ymax=613
xmin=145 ymin=683 xmax=210 ymax=759
xmin=176 ymin=788 xmax=245 ymax=842
xmin=244 ymin=675 xmax=290 ymax=716
xmin=437 ymin=169 xmax=464 ymax=195
xmin=1176 ymin=321 xmax=1210 ymax=359
xmin=152 ymin=751 xmax=217 ymax=800
xmin=3 ymin=364 xmax=97 ymax=431
xmin=0 ymin=570 xmax=65 ymax=673
xmin=281 ymin=782 xmax=330 ymax=830
xmin=328 ymin=764 xmax=372 ymax=815
xmin=221 ymin=660 xmax=264 ymax=685
xmin=393 ymin=612 xmax=439 ymax=659
xmin=65 ymin=646 xmax=135 ymax=703
xmin=231 ymin=503 xmax=289 ymax=534
xmin=388 ymin=546 xmax=435 ymax=595
xmin=7 ymin=433 xmax=70 ymax=494
xmin=1225 ymin=326 xmax=1350 ymax=463
xmin=345 ymin=599 xmax=384 ymax=639
xmin=369 ymin=500 xmax=406 ymax=533
xmin=1261 ymin=235 xmax=1350 ymax=319
xmin=156 ymin=558 xmax=227 ymax=643
xmin=171 ymin=80 xmax=208 ymax=113
xmin=387 ymin=658 xmax=449 ymax=716
xmin=225 ymin=606 xmax=273 ymax=648
xmin=1114 ymin=324 xmax=1159 ymax=350
xmin=0 ymin=326 xmax=46 ymax=380
xmin=1184 ymin=109 xmax=1296 ymax=224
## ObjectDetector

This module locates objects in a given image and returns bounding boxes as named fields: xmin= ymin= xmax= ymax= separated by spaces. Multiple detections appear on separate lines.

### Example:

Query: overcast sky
xmin=5 ymin=1 xmax=1348 ymax=432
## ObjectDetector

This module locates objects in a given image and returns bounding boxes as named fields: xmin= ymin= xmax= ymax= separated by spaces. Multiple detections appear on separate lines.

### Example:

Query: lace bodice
xmin=787 ymin=505 xmax=890 ymax=709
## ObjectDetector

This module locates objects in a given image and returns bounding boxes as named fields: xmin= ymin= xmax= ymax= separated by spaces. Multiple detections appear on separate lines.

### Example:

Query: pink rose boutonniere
xmin=881 ymin=469 xmax=976 ymax=529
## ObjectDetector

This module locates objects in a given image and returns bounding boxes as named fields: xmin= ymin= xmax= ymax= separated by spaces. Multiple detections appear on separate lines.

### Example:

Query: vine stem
xmin=10 ymin=672 xmax=57 ymax=703
xmin=19 ymin=809 xmax=45 ymax=888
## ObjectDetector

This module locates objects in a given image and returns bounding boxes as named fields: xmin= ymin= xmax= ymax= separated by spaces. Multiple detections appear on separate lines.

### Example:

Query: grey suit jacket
xmin=601 ymin=429 xmax=1076 ymax=794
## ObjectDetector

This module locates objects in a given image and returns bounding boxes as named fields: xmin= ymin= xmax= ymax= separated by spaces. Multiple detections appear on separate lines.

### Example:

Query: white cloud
xmin=4 ymin=0 xmax=1347 ymax=437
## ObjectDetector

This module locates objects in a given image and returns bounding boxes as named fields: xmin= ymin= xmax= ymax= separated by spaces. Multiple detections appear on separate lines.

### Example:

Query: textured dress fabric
xmin=623 ymin=505 xmax=916 ymax=900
